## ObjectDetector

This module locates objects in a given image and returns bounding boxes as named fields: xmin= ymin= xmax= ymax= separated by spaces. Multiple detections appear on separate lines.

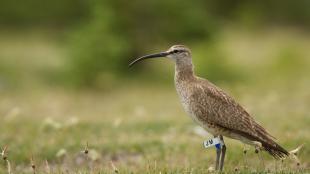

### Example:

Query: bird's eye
xmin=173 ymin=50 xmax=179 ymax=53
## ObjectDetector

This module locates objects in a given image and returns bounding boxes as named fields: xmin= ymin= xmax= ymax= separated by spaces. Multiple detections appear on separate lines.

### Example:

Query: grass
xmin=0 ymin=84 xmax=309 ymax=173
xmin=0 ymin=28 xmax=309 ymax=173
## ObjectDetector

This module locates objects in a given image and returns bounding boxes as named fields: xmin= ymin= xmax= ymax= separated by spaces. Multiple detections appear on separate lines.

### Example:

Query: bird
xmin=129 ymin=45 xmax=299 ymax=171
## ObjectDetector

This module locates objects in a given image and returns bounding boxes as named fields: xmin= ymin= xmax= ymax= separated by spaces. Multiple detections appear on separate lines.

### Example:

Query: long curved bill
xmin=129 ymin=52 xmax=169 ymax=67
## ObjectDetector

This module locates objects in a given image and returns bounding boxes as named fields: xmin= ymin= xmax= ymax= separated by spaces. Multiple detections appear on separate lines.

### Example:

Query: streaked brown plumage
xmin=129 ymin=45 xmax=291 ymax=171
xmin=175 ymin=67 xmax=288 ymax=158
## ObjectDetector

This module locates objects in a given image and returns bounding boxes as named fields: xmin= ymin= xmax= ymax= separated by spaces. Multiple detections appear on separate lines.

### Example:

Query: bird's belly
xmin=189 ymin=113 xmax=222 ymax=136
xmin=176 ymin=84 xmax=220 ymax=135
xmin=180 ymin=100 xmax=220 ymax=136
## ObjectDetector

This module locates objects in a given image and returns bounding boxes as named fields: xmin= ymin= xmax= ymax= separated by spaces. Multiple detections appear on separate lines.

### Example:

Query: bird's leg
xmin=219 ymin=135 xmax=226 ymax=171
xmin=215 ymin=136 xmax=221 ymax=170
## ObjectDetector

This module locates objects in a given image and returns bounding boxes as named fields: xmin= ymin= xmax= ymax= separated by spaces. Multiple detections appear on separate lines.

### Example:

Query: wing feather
xmin=188 ymin=78 xmax=288 ymax=158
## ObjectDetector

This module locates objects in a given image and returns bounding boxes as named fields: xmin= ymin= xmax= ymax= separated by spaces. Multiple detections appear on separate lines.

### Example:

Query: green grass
xmin=0 ymin=28 xmax=310 ymax=173
xmin=0 ymin=84 xmax=309 ymax=173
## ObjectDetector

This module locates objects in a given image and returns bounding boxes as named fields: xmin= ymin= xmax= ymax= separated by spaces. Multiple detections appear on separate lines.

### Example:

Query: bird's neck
xmin=175 ymin=59 xmax=195 ymax=82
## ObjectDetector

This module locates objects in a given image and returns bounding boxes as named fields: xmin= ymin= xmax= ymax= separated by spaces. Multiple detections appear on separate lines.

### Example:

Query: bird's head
xmin=129 ymin=45 xmax=192 ymax=67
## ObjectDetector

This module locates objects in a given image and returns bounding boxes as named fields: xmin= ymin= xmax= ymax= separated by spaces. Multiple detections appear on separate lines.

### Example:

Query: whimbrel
xmin=129 ymin=45 xmax=298 ymax=171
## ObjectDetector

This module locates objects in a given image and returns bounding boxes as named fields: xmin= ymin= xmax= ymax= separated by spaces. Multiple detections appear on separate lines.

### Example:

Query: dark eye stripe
xmin=171 ymin=50 xmax=185 ymax=54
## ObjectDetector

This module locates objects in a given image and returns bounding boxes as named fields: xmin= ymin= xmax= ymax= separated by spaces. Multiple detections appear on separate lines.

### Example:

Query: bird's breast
xmin=175 ymin=82 xmax=207 ymax=125
xmin=174 ymin=80 xmax=222 ymax=135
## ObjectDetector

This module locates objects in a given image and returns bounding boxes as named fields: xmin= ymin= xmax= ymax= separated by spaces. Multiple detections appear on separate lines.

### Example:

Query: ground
xmin=0 ymin=29 xmax=309 ymax=173
xmin=0 ymin=84 xmax=309 ymax=173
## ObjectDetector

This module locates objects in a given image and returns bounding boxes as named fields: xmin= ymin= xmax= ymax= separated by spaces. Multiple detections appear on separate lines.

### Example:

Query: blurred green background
xmin=0 ymin=0 xmax=309 ymax=88
xmin=0 ymin=0 xmax=309 ymax=173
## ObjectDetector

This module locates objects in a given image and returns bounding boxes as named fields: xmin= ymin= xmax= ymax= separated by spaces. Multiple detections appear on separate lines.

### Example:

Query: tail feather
xmin=261 ymin=140 xmax=303 ymax=165
xmin=253 ymin=123 xmax=290 ymax=159
xmin=261 ymin=141 xmax=289 ymax=159
xmin=225 ymin=124 xmax=302 ymax=163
